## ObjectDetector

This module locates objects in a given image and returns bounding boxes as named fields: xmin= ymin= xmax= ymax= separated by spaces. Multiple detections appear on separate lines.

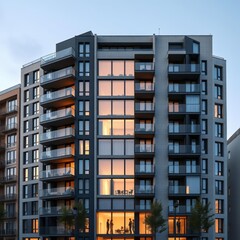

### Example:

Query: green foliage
xmin=189 ymin=199 xmax=214 ymax=233
xmin=145 ymin=200 xmax=167 ymax=236
xmin=59 ymin=206 xmax=74 ymax=231
xmin=73 ymin=201 xmax=87 ymax=232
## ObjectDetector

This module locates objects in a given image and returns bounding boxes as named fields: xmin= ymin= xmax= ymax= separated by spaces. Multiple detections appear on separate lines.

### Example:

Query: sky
xmin=0 ymin=0 xmax=239 ymax=138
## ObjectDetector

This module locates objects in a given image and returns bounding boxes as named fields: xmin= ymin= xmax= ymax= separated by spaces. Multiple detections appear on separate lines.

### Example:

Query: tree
xmin=189 ymin=199 xmax=214 ymax=234
xmin=73 ymin=201 xmax=87 ymax=233
xmin=145 ymin=200 xmax=167 ymax=239
xmin=59 ymin=206 xmax=74 ymax=233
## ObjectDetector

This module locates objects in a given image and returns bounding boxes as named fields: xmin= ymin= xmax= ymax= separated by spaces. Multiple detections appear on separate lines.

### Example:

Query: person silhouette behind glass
xmin=106 ymin=219 xmax=110 ymax=234
xmin=128 ymin=218 xmax=132 ymax=233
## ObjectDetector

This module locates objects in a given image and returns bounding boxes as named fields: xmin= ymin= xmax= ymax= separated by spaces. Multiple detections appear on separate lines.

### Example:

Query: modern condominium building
xmin=0 ymin=84 xmax=20 ymax=240
xmin=17 ymin=31 xmax=227 ymax=240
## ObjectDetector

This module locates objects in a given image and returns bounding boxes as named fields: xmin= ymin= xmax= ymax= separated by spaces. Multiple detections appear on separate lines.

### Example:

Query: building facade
xmin=17 ymin=32 xmax=228 ymax=240
xmin=227 ymin=129 xmax=240 ymax=240
xmin=0 ymin=85 xmax=21 ymax=240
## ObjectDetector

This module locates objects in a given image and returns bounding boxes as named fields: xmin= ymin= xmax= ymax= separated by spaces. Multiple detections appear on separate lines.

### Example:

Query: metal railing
xmin=135 ymin=103 xmax=154 ymax=111
xmin=40 ymin=167 xmax=74 ymax=179
xmin=168 ymin=84 xmax=200 ymax=93
xmin=168 ymin=104 xmax=200 ymax=113
xmin=135 ymin=62 xmax=154 ymax=71
xmin=135 ymin=144 xmax=154 ymax=153
xmin=168 ymin=64 xmax=200 ymax=73
xmin=40 ymin=187 xmax=74 ymax=197
xmin=168 ymin=124 xmax=200 ymax=133
xmin=135 ymin=165 xmax=154 ymax=174
xmin=40 ymin=127 xmax=74 ymax=142
xmin=40 ymin=147 xmax=74 ymax=160
xmin=168 ymin=145 xmax=201 ymax=154
xmin=135 ymin=124 xmax=154 ymax=132
xmin=135 ymin=83 xmax=154 ymax=91
xmin=135 ymin=185 xmax=154 ymax=194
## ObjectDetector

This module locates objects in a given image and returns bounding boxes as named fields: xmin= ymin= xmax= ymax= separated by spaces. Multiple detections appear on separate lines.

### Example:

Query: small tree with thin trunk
xmin=189 ymin=199 xmax=214 ymax=235
xmin=145 ymin=200 xmax=167 ymax=239
xmin=73 ymin=201 xmax=87 ymax=233
xmin=59 ymin=206 xmax=74 ymax=233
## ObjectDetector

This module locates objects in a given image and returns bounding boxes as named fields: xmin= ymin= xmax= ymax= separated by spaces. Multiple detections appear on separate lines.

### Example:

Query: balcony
xmin=168 ymin=145 xmax=200 ymax=155
xmin=0 ymin=229 xmax=16 ymax=236
xmin=168 ymin=125 xmax=200 ymax=135
xmin=135 ymin=124 xmax=154 ymax=138
xmin=135 ymin=185 xmax=155 ymax=196
xmin=168 ymin=104 xmax=200 ymax=114
xmin=168 ymin=185 xmax=200 ymax=195
xmin=135 ymin=165 xmax=154 ymax=176
xmin=135 ymin=144 xmax=154 ymax=158
xmin=168 ymin=205 xmax=192 ymax=214
xmin=135 ymin=103 xmax=154 ymax=118
xmin=168 ymin=64 xmax=200 ymax=80
xmin=135 ymin=83 xmax=154 ymax=99
xmin=168 ymin=166 xmax=200 ymax=175
xmin=40 ymin=187 xmax=74 ymax=199
xmin=40 ymin=67 xmax=75 ymax=89
xmin=40 ymin=127 xmax=75 ymax=146
xmin=40 ymin=147 xmax=74 ymax=163
xmin=0 ymin=143 xmax=5 ymax=152
xmin=0 ymin=160 xmax=5 ymax=168
xmin=40 ymin=107 xmax=75 ymax=127
xmin=0 ymin=105 xmax=18 ymax=116
xmin=40 ymin=226 xmax=73 ymax=236
xmin=2 ymin=123 xmax=18 ymax=133
xmin=39 ymin=206 xmax=73 ymax=216
xmin=135 ymin=204 xmax=151 ymax=211
xmin=4 ymin=212 xmax=16 ymax=219
xmin=40 ymin=167 xmax=74 ymax=181
xmin=168 ymin=84 xmax=200 ymax=94
xmin=40 ymin=87 xmax=75 ymax=108
xmin=41 ymin=47 xmax=76 ymax=71
xmin=0 ymin=175 xmax=17 ymax=183
xmin=0 ymin=194 xmax=17 ymax=201
xmin=135 ymin=62 xmax=154 ymax=79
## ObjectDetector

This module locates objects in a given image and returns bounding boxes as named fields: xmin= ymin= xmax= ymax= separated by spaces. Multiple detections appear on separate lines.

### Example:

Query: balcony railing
xmin=4 ymin=123 xmax=17 ymax=131
xmin=135 ymin=165 xmax=154 ymax=174
xmin=40 ymin=147 xmax=74 ymax=161
xmin=41 ymin=47 xmax=75 ymax=65
xmin=135 ymin=103 xmax=154 ymax=112
xmin=40 ymin=108 xmax=75 ymax=123
xmin=168 ymin=84 xmax=200 ymax=93
xmin=0 ymin=105 xmax=18 ymax=115
xmin=168 ymin=124 xmax=200 ymax=134
xmin=135 ymin=83 xmax=154 ymax=91
xmin=135 ymin=185 xmax=154 ymax=194
xmin=0 ymin=229 xmax=16 ymax=235
xmin=135 ymin=144 xmax=154 ymax=153
xmin=168 ymin=205 xmax=193 ymax=214
xmin=168 ymin=185 xmax=200 ymax=195
xmin=0 ymin=175 xmax=17 ymax=183
xmin=40 ymin=87 xmax=75 ymax=104
xmin=40 ymin=127 xmax=75 ymax=142
xmin=40 ymin=187 xmax=74 ymax=198
xmin=40 ymin=66 xmax=75 ymax=84
xmin=168 ymin=104 xmax=200 ymax=113
xmin=135 ymin=62 xmax=154 ymax=71
xmin=40 ymin=167 xmax=74 ymax=179
xmin=39 ymin=206 xmax=73 ymax=216
xmin=135 ymin=204 xmax=151 ymax=210
xmin=135 ymin=124 xmax=154 ymax=132
xmin=40 ymin=226 xmax=73 ymax=235
xmin=168 ymin=64 xmax=200 ymax=73
xmin=0 ymin=194 xmax=17 ymax=201
xmin=168 ymin=145 xmax=201 ymax=154
xmin=168 ymin=165 xmax=200 ymax=174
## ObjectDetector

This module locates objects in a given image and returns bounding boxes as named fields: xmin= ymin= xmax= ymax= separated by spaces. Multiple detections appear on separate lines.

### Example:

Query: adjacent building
xmin=1 ymin=31 xmax=228 ymax=240
xmin=0 ymin=84 xmax=21 ymax=240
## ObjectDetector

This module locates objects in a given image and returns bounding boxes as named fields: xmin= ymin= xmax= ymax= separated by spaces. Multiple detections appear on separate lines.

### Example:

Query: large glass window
xmin=214 ymin=65 xmax=223 ymax=81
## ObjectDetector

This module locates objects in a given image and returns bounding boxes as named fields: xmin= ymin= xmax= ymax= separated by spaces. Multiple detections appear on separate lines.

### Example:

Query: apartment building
xmin=0 ymin=84 xmax=20 ymax=240
xmin=227 ymin=129 xmax=240 ymax=240
xmin=17 ymin=31 xmax=227 ymax=240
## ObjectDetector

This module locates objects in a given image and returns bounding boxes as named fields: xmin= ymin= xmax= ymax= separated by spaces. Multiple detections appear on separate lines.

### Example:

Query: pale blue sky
xmin=0 ymin=0 xmax=239 ymax=138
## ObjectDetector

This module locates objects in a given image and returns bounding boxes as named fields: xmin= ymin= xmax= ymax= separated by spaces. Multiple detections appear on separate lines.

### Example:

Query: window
xmin=32 ymin=219 xmax=39 ymax=233
xmin=202 ymin=159 xmax=208 ymax=174
xmin=33 ymin=70 xmax=40 ymax=83
xmin=33 ymin=133 xmax=39 ymax=146
xmin=202 ymin=139 xmax=208 ymax=154
xmin=7 ymin=99 xmax=17 ymax=112
xmin=24 ymin=168 xmax=29 ymax=181
xmin=202 ymin=100 xmax=207 ymax=114
xmin=215 ymin=180 xmax=224 ymax=195
xmin=33 ymin=118 xmax=39 ymax=130
xmin=7 ymin=134 xmax=16 ymax=148
xmin=24 ymin=136 xmax=29 ymax=148
xmin=32 ymin=166 xmax=39 ymax=180
xmin=202 ymin=80 xmax=207 ymax=94
xmin=202 ymin=178 xmax=208 ymax=193
xmin=79 ymin=61 xmax=90 ymax=76
xmin=79 ymin=159 xmax=90 ymax=175
xmin=201 ymin=61 xmax=207 ymax=75
xmin=79 ymin=101 xmax=90 ymax=116
xmin=215 ymin=142 xmax=223 ymax=157
xmin=79 ymin=81 xmax=90 ymax=96
xmin=98 ymin=60 xmax=134 ymax=77
xmin=32 ymin=184 xmax=38 ymax=197
xmin=79 ymin=140 xmax=90 ymax=155
xmin=33 ymin=149 xmax=39 ymax=163
xmin=24 ymin=105 xmax=29 ymax=117
xmin=24 ymin=74 xmax=30 ymax=86
xmin=215 ymin=218 xmax=224 ymax=233
xmin=79 ymin=43 xmax=90 ymax=57
xmin=7 ymin=167 xmax=16 ymax=177
xmin=23 ymin=185 xmax=28 ymax=198
xmin=215 ymin=161 xmax=224 ymax=176
xmin=193 ymin=42 xmax=199 ymax=54
xmin=33 ymin=102 xmax=39 ymax=114
xmin=214 ymin=85 xmax=223 ymax=99
xmin=7 ymin=150 xmax=16 ymax=164
xmin=215 ymin=199 xmax=224 ymax=214
xmin=215 ymin=123 xmax=223 ymax=138
xmin=24 ymin=90 xmax=30 ymax=102
xmin=23 ymin=202 xmax=28 ymax=216
xmin=23 ymin=152 xmax=29 ymax=164
xmin=214 ymin=65 xmax=223 ymax=80
xmin=7 ymin=116 xmax=17 ymax=129
xmin=202 ymin=119 xmax=207 ymax=134
xmin=32 ymin=201 xmax=38 ymax=215
xmin=24 ymin=120 xmax=29 ymax=133
xmin=78 ymin=179 xmax=90 ymax=194
xmin=33 ymin=87 xmax=39 ymax=99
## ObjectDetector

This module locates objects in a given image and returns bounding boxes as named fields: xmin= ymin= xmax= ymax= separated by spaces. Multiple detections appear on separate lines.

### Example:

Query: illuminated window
xmin=215 ymin=218 xmax=224 ymax=233
xmin=32 ymin=219 xmax=38 ymax=233
xmin=215 ymin=199 xmax=224 ymax=214
xmin=214 ymin=104 xmax=223 ymax=118
xmin=79 ymin=140 xmax=90 ymax=155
